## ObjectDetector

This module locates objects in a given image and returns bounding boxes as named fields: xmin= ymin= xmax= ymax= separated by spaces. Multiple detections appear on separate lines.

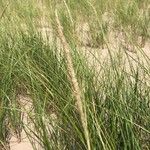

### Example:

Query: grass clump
xmin=0 ymin=0 xmax=150 ymax=149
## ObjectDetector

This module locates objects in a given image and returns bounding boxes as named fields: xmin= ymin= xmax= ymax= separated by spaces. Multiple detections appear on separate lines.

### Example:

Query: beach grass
xmin=0 ymin=0 xmax=150 ymax=149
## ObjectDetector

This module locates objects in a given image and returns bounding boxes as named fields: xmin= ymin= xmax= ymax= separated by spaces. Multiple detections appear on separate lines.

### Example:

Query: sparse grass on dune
xmin=0 ymin=0 xmax=150 ymax=149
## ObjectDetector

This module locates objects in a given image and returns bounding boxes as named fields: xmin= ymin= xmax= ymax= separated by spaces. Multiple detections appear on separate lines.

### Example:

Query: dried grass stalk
xmin=0 ymin=2 xmax=9 ymax=20
xmin=55 ymin=10 xmax=91 ymax=150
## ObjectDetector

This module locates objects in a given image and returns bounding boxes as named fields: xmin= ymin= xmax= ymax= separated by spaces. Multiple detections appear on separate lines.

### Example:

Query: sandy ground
xmin=9 ymin=96 xmax=34 ymax=150
xmin=10 ymin=136 xmax=33 ymax=150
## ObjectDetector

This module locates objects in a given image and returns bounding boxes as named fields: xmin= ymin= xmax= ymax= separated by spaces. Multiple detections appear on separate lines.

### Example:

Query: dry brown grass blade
xmin=55 ymin=9 xmax=91 ymax=150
